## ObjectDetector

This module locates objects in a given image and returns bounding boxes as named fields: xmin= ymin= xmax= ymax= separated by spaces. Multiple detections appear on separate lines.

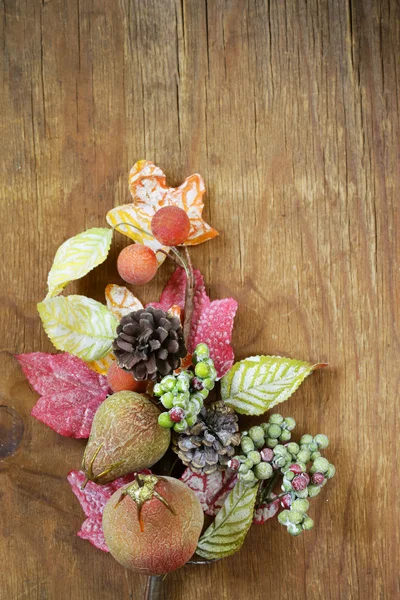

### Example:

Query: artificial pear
xmin=83 ymin=391 xmax=170 ymax=485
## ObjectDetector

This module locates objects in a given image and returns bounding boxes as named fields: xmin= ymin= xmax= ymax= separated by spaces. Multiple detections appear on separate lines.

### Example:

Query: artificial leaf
xmin=253 ymin=497 xmax=280 ymax=524
xmin=180 ymin=468 xmax=238 ymax=516
xmin=221 ymin=355 xmax=318 ymax=416
xmin=87 ymin=352 xmax=115 ymax=375
xmin=15 ymin=352 xmax=110 ymax=438
xmin=106 ymin=160 xmax=218 ymax=261
xmin=149 ymin=267 xmax=237 ymax=378
xmin=190 ymin=298 xmax=237 ymax=378
xmin=67 ymin=470 xmax=137 ymax=551
xmin=196 ymin=481 xmax=259 ymax=560
xmin=37 ymin=295 xmax=118 ymax=362
xmin=46 ymin=228 xmax=113 ymax=298
xmin=105 ymin=284 xmax=143 ymax=320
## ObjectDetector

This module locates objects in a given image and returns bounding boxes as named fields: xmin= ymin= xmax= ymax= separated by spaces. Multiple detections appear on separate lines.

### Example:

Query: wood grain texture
xmin=1 ymin=0 xmax=399 ymax=598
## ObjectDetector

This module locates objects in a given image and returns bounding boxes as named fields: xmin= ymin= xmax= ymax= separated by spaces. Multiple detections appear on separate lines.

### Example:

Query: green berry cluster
xmin=232 ymin=414 xmax=296 ymax=486
xmin=278 ymin=499 xmax=314 ymax=536
xmin=263 ymin=414 xmax=296 ymax=447
xmin=277 ymin=433 xmax=335 ymax=535
xmin=154 ymin=343 xmax=217 ymax=433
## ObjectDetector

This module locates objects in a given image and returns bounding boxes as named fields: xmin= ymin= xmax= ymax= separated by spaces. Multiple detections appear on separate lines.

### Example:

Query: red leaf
xmin=16 ymin=352 xmax=110 ymax=438
xmin=253 ymin=497 xmax=280 ymax=524
xmin=180 ymin=467 xmax=238 ymax=516
xmin=67 ymin=470 xmax=139 ymax=551
xmin=150 ymin=268 xmax=237 ymax=378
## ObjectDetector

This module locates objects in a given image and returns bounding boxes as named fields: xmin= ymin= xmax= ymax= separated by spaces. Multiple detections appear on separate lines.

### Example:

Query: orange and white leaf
xmin=105 ymin=284 xmax=143 ymax=320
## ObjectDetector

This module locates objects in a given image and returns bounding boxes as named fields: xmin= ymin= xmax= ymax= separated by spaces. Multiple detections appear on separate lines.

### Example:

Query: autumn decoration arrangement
xmin=16 ymin=161 xmax=335 ymax=578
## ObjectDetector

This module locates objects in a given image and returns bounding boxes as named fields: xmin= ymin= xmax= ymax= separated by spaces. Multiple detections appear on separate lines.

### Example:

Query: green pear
xmin=82 ymin=391 xmax=170 ymax=485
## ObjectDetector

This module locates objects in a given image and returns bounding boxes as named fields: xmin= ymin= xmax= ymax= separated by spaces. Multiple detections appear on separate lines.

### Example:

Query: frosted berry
xmin=288 ymin=510 xmax=304 ymax=525
xmin=292 ymin=498 xmax=309 ymax=513
xmin=158 ymin=412 xmax=174 ymax=428
xmin=241 ymin=436 xmax=255 ymax=454
xmin=300 ymin=434 xmax=313 ymax=445
xmin=195 ymin=362 xmax=210 ymax=379
xmin=292 ymin=474 xmax=310 ymax=492
xmin=283 ymin=417 xmax=296 ymax=431
xmin=290 ymin=463 xmax=305 ymax=474
xmin=279 ymin=430 xmax=291 ymax=442
xmin=278 ymin=510 xmax=290 ymax=525
xmin=314 ymin=434 xmax=329 ymax=449
xmin=194 ymin=343 xmax=210 ymax=361
xmin=302 ymin=516 xmax=314 ymax=531
xmin=117 ymin=244 xmax=158 ymax=285
xmin=151 ymin=206 xmax=191 ymax=246
xmin=173 ymin=419 xmax=188 ymax=433
xmin=248 ymin=426 xmax=265 ymax=443
xmin=312 ymin=472 xmax=325 ymax=486
xmin=269 ymin=413 xmax=284 ymax=425
xmin=260 ymin=448 xmax=274 ymax=462
xmin=325 ymin=464 xmax=336 ymax=479
xmin=268 ymin=424 xmax=282 ymax=439
xmin=287 ymin=443 xmax=300 ymax=456
xmin=228 ymin=457 xmax=241 ymax=471
xmin=169 ymin=407 xmax=185 ymax=423
xmin=160 ymin=392 xmax=174 ymax=409
xmin=254 ymin=462 xmax=273 ymax=480
xmin=107 ymin=362 xmax=147 ymax=393
xmin=307 ymin=484 xmax=322 ymax=498
xmin=280 ymin=494 xmax=293 ymax=509
xmin=312 ymin=457 xmax=330 ymax=473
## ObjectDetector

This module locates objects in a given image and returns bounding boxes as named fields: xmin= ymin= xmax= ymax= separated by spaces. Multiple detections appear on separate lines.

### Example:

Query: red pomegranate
xmin=102 ymin=475 xmax=204 ymax=575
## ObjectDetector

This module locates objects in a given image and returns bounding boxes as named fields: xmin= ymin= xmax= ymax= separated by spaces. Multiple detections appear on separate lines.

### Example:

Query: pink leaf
xmin=180 ymin=467 xmax=238 ymax=516
xmin=67 ymin=470 xmax=140 ymax=551
xmin=16 ymin=352 xmax=110 ymax=438
xmin=150 ymin=268 xmax=237 ymax=378
xmin=191 ymin=298 xmax=238 ymax=377
xmin=253 ymin=497 xmax=280 ymax=524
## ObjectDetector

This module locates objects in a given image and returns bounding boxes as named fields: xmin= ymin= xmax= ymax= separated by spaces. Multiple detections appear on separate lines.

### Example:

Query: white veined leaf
xmin=221 ymin=355 xmax=321 ymax=416
xmin=37 ymin=295 xmax=118 ymax=361
xmin=105 ymin=284 xmax=143 ymax=320
xmin=46 ymin=228 xmax=113 ymax=298
xmin=196 ymin=481 xmax=258 ymax=560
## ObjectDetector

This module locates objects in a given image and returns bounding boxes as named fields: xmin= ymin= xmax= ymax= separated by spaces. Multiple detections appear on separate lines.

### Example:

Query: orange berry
xmin=107 ymin=361 xmax=148 ymax=393
xmin=151 ymin=206 xmax=191 ymax=246
xmin=117 ymin=245 xmax=158 ymax=285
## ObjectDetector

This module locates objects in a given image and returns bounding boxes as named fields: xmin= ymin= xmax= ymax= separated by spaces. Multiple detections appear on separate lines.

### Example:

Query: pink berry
xmin=151 ymin=206 xmax=191 ymax=246
xmin=312 ymin=472 xmax=325 ymax=486
xmin=191 ymin=377 xmax=203 ymax=391
xmin=289 ymin=463 xmax=304 ymax=474
xmin=228 ymin=458 xmax=240 ymax=471
xmin=117 ymin=245 xmax=158 ymax=285
xmin=292 ymin=473 xmax=310 ymax=491
xmin=169 ymin=407 xmax=185 ymax=423
xmin=280 ymin=494 xmax=292 ymax=509
xmin=260 ymin=448 xmax=274 ymax=462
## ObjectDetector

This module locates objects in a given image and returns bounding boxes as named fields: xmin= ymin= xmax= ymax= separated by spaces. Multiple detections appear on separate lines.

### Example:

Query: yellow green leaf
xmin=37 ymin=295 xmax=118 ymax=361
xmin=221 ymin=355 xmax=319 ymax=416
xmin=196 ymin=481 xmax=258 ymax=560
xmin=46 ymin=228 xmax=113 ymax=298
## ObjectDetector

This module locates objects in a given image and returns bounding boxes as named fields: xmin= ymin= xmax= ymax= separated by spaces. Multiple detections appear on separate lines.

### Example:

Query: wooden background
xmin=1 ymin=0 xmax=399 ymax=598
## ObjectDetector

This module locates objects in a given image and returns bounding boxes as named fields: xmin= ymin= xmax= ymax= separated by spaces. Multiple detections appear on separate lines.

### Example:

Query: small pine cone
xmin=113 ymin=307 xmax=186 ymax=381
xmin=173 ymin=401 xmax=241 ymax=475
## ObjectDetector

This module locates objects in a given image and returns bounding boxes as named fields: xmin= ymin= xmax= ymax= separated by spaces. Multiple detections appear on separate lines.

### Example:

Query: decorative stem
xmin=182 ymin=247 xmax=194 ymax=347
xmin=262 ymin=472 xmax=279 ymax=504
xmin=143 ymin=575 xmax=163 ymax=600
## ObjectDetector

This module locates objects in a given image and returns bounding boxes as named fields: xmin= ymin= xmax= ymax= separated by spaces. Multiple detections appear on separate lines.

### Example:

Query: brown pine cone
xmin=113 ymin=307 xmax=186 ymax=381
xmin=173 ymin=401 xmax=241 ymax=474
